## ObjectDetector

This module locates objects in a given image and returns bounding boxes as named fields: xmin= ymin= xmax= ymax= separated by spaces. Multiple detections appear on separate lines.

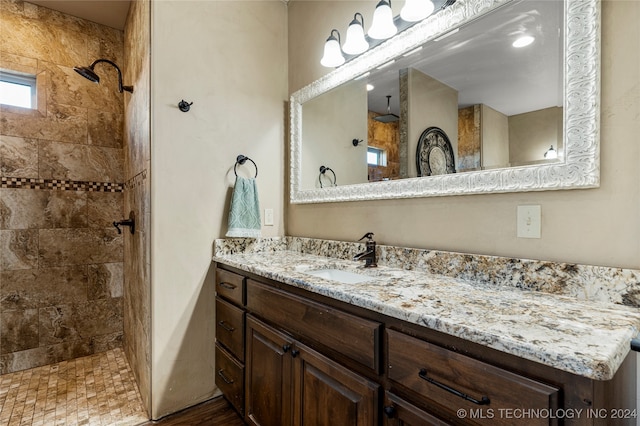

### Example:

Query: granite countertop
xmin=213 ymin=250 xmax=640 ymax=381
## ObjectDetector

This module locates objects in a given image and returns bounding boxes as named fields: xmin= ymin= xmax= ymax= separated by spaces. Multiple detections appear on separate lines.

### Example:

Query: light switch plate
xmin=517 ymin=205 xmax=541 ymax=238
xmin=264 ymin=208 xmax=274 ymax=226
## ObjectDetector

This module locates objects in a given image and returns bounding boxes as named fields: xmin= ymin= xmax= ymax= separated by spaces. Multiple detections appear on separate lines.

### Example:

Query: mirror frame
xmin=290 ymin=0 xmax=600 ymax=204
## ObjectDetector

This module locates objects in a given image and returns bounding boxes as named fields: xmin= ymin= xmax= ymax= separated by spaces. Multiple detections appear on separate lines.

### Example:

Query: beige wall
xmin=150 ymin=0 xmax=287 ymax=419
xmin=0 ymin=0 xmax=124 ymax=374
xmin=407 ymin=68 xmax=459 ymax=176
xmin=509 ymin=106 xmax=563 ymax=166
xmin=481 ymin=104 xmax=509 ymax=169
xmin=302 ymin=80 xmax=367 ymax=188
xmin=287 ymin=0 xmax=640 ymax=270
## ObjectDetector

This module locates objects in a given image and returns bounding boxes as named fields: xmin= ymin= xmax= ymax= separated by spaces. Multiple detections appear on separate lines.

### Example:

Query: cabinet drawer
xmin=216 ymin=268 xmax=245 ymax=306
xmin=215 ymin=343 xmax=244 ymax=416
xmin=247 ymin=279 xmax=381 ymax=373
xmin=216 ymin=297 xmax=245 ymax=362
xmin=387 ymin=329 xmax=559 ymax=426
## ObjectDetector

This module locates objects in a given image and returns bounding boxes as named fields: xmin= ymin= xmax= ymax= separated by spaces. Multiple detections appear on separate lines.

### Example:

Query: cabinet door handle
xmin=282 ymin=344 xmax=291 ymax=353
xmin=291 ymin=349 xmax=300 ymax=358
xmin=418 ymin=369 xmax=490 ymax=405
xmin=218 ymin=282 xmax=237 ymax=290
xmin=218 ymin=320 xmax=235 ymax=332
xmin=217 ymin=369 xmax=234 ymax=384
xmin=383 ymin=406 xmax=396 ymax=418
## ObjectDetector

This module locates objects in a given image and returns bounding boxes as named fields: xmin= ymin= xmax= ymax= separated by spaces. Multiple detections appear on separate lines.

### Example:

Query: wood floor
xmin=140 ymin=396 xmax=245 ymax=425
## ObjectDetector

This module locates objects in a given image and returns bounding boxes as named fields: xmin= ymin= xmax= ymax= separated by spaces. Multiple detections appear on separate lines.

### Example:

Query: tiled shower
xmin=0 ymin=0 xmax=151 ymax=416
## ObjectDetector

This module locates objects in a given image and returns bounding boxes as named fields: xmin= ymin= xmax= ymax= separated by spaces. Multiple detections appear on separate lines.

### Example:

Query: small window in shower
xmin=0 ymin=70 xmax=37 ymax=109
xmin=367 ymin=146 xmax=387 ymax=167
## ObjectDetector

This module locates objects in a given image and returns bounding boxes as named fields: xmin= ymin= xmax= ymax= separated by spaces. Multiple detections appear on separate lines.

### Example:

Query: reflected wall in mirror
xmin=302 ymin=80 xmax=368 ymax=188
xmin=290 ymin=0 xmax=600 ymax=203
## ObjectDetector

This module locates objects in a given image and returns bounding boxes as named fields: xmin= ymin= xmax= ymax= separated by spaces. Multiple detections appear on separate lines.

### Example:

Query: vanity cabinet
xmin=214 ymin=264 xmax=637 ymax=426
xmin=214 ymin=269 xmax=246 ymax=415
xmin=245 ymin=315 xmax=379 ymax=426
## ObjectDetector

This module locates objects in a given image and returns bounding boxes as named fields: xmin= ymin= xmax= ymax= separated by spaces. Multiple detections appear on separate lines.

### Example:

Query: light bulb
xmin=368 ymin=0 xmax=397 ymax=40
xmin=544 ymin=145 xmax=558 ymax=159
xmin=343 ymin=13 xmax=369 ymax=55
xmin=320 ymin=30 xmax=345 ymax=67
xmin=400 ymin=0 xmax=435 ymax=22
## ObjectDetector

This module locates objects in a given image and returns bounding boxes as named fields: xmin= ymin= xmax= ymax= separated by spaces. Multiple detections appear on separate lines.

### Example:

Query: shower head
xmin=73 ymin=66 xmax=100 ymax=83
xmin=73 ymin=59 xmax=133 ymax=93
xmin=373 ymin=113 xmax=400 ymax=123
xmin=373 ymin=95 xmax=399 ymax=123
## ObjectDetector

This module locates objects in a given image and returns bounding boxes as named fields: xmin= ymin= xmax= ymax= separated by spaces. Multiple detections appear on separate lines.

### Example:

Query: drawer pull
xmin=291 ymin=349 xmax=300 ymax=358
xmin=218 ymin=320 xmax=235 ymax=332
xmin=219 ymin=282 xmax=237 ymax=290
xmin=217 ymin=369 xmax=234 ymax=384
xmin=283 ymin=344 xmax=291 ymax=353
xmin=418 ymin=368 xmax=490 ymax=406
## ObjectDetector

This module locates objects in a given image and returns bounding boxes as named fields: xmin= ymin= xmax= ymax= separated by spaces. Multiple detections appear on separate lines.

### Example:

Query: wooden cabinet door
xmin=292 ymin=340 xmax=379 ymax=426
xmin=245 ymin=315 xmax=294 ymax=426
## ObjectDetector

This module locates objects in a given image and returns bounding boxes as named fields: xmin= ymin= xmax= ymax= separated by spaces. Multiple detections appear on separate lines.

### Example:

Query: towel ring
xmin=234 ymin=155 xmax=258 ymax=178
xmin=319 ymin=166 xmax=336 ymax=188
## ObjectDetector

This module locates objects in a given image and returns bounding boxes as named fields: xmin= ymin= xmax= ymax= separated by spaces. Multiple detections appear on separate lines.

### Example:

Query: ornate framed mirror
xmin=290 ymin=0 xmax=600 ymax=204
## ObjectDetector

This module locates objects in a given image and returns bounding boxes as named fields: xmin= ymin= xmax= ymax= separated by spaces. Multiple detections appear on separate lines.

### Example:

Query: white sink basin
xmin=302 ymin=268 xmax=373 ymax=284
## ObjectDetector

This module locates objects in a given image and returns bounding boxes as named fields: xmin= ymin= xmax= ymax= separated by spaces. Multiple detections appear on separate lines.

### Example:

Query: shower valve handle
xmin=113 ymin=211 xmax=136 ymax=235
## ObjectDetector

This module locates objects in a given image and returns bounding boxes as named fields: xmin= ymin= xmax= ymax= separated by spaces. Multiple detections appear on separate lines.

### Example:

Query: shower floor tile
xmin=0 ymin=348 xmax=148 ymax=426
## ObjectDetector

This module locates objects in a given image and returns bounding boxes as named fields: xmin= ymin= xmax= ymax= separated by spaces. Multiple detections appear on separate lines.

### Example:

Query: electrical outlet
xmin=517 ymin=205 xmax=541 ymax=238
xmin=264 ymin=208 xmax=274 ymax=226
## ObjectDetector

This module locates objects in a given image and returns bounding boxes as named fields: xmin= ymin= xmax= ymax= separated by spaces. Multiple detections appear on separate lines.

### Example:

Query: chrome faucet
xmin=353 ymin=232 xmax=377 ymax=267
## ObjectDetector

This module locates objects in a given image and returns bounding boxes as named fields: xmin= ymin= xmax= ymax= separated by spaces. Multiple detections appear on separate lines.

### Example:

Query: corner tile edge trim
xmin=124 ymin=169 xmax=147 ymax=190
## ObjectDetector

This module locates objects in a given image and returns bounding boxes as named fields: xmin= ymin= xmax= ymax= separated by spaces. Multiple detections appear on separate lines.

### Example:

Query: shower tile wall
xmin=0 ymin=0 xmax=125 ymax=374
xmin=123 ymin=0 xmax=151 ymax=414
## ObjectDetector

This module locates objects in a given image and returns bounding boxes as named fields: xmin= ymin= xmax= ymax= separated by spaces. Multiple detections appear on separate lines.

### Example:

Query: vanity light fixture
xmin=400 ymin=0 xmax=435 ymax=22
xmin=544 ymin=145 xmax=558 ymax=159
xmin=368 ymin=0 xmax=397 ymax=39
xmin=320 ymin=0 xmax=456 ymax=68
xmin=513 ymin=35 xmax=535 ymax=48
xmin=343 ymin=13 xmax=369 ymax=55
xmin=320 ymin=29 xmax=346 ymax=67
xmin=366 ymin=84 xmax=375 ymax=91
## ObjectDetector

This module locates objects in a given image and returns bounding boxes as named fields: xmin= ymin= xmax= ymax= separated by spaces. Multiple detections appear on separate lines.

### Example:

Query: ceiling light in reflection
xmin=513 ymin=35 xmax=535 ymax=48
xmin=366 ymin=84 xmax=374 ymax=91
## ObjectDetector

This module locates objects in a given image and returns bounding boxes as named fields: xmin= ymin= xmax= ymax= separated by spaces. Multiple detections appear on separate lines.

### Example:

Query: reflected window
xmin=0 ymin=71 xmax=36 ymax=108
xmin=367 ymin=147 xmax=387 ymax=167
